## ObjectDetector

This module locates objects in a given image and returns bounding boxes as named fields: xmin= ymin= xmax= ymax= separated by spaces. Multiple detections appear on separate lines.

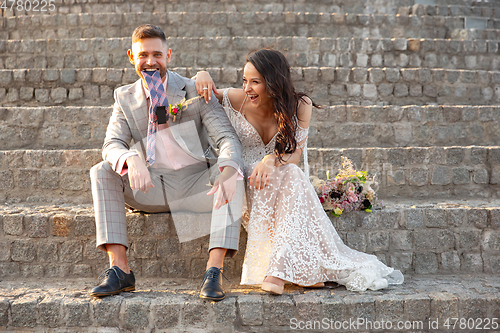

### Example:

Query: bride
xmin=195 ymin=49 xmax=403 ymax=294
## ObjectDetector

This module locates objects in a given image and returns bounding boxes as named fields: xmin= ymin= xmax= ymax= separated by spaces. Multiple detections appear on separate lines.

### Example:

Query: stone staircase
xmin=1 ymin=0 xmax=500 ymax=332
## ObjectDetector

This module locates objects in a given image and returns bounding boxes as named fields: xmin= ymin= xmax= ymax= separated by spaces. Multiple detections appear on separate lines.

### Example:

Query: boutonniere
xmin=169 ymin=103 xmax=183 ymax=122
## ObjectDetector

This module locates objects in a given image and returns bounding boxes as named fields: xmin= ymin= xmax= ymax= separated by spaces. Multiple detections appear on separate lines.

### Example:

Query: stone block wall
xmin=3 ymin=37 xmax=500 ymax=70
xmin=0 ymin=205 xmax=498 ymax=281
xmin=1 ymin=147 xmax=500 ymax=204
xmin=3 ymin=12 xmax=498 ymax=40
xmin=1 ymin=105 xmax=498 ymax=150
xmin=308 ymin=147 xmax=500 ymax=200
xmin=2 ymin=67 xmax=500 ymax=106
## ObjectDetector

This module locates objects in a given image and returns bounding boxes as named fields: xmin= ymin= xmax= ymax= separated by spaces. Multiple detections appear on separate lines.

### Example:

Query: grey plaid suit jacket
xmin=102 ymin=70 xmax=244 ymax=175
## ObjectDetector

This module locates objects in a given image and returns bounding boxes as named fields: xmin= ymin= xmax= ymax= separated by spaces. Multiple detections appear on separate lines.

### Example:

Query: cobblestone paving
xmin=0 ymin=274 xmax=499 ymax=332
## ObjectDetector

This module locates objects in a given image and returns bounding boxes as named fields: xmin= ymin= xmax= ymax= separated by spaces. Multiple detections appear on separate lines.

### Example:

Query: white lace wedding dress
xmin=222 ymin=89 xmax=404 ymax=291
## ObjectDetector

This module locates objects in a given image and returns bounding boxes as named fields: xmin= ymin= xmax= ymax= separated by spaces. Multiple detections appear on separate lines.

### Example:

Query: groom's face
xmin=128 ymin=37 xmax=171 ymax=84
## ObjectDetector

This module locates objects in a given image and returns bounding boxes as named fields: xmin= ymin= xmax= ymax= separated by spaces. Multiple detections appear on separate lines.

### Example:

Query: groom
xmin=89 ymin=24 xmax=244 ymax=301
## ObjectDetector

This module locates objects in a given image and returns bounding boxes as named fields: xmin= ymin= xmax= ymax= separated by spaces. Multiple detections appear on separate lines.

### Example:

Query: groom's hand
xmin=208 ymin=166 xmax=238 ymax=210
xmin=194 ymin=71 xmax=219 ymax=104
xmin=126 ymin=155 xmax=154 ymax=193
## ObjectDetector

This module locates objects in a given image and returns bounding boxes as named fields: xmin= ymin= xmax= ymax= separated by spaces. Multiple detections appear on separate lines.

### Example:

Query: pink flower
xmin=172 ymin=107 xmax=179 ymax=115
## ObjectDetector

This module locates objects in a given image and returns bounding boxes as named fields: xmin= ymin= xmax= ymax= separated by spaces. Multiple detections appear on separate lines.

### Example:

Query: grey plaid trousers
xmin=90 ymin=160 xmax=244 ymax=257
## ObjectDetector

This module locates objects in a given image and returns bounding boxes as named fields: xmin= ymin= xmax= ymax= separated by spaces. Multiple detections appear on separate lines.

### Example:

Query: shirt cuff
xmin=219 ymin=161 xmax=244 ymax=180
xmin=116 ymin=151 xmax=139 ymax=176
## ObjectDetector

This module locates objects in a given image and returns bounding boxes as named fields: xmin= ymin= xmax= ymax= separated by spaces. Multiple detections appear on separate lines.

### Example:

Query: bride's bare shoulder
xmin=226 ymin=88 xmax=247 ymax=111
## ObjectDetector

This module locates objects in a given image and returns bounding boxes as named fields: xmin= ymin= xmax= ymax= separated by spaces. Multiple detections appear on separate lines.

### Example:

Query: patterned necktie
xmin=142 ymin=70 xmax=169 ymax=166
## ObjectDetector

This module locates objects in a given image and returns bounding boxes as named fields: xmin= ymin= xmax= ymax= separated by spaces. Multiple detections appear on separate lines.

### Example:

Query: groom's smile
xmin=127 ymin=37 xmax=172 ymax=84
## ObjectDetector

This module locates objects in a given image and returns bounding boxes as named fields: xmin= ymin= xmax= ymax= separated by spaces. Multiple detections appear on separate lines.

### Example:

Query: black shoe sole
xmin=90 ymin=286 xmax=135 ymax=297
xmin=199 ymin=294 xmax=226 ymax=301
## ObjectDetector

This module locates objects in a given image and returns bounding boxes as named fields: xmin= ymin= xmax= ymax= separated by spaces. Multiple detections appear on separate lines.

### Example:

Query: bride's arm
xmin=274 ymin=97 xmax=313 ymax=166
xmin=248 ymin=98 xmax=312 ymax=190
xmin=192 ymin=71 xmax=223 ymax=104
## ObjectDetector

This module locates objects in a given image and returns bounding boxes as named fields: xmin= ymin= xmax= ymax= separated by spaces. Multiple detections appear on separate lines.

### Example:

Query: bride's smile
xmin=242 ymin=62 xmax=274 ymax=112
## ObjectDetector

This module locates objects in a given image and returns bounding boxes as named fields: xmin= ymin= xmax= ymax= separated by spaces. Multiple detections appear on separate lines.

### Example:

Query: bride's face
xmin=243 ymin=62 xmax=274 ymax=110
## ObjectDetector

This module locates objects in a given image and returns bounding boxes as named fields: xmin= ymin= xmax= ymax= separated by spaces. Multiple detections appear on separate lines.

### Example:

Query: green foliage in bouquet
xmin=310 ymin=157 xmax=380 ymax=216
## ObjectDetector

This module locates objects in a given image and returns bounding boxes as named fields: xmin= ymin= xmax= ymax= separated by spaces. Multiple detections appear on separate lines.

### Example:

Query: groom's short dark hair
xmin=132 ymin=24 xmax=167 ymax=44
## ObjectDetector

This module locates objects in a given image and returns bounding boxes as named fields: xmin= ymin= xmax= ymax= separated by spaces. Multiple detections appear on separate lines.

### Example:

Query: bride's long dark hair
xmin=245 ymin=49 xmax=319 ymax=162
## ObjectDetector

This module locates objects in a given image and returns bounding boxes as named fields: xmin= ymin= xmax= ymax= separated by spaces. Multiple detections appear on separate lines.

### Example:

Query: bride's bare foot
xmin=261 ymin=276 xmax=285 ymax=295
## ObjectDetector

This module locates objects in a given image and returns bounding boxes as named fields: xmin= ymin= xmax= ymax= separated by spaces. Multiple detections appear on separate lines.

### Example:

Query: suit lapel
xmin=166 ymin=70 xmax=187 ymax=124
xmin=128 ymin=79 xmax=149 ymax=135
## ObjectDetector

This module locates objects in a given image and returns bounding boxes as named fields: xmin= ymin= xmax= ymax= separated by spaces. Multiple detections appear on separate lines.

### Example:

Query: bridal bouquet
xmin=310 ymin=157 xmax=380 ymax=216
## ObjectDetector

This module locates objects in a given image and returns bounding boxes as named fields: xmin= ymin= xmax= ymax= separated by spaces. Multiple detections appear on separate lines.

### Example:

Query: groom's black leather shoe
xmin=90 ymin=266 xmax=135 ymax=297
xmin=199 ymin=267 xmax=227 ymax=301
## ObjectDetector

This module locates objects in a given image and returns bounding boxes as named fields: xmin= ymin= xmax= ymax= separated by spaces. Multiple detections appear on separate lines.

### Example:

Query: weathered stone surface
xmin=52 ymin=214 xmax=72 ymax=237
xmin=468 ymin=209 xmax=488 ymax=229
xmin=462 ymin=253 xmax=484 ymax=272
xmin=59 ymin=240 xmax=83 ymax=263
xmin=181 ymin=298 xmax=209 ymax=328
xmin=11 ymin=240 xmax=35 ymax=262
xmin=151 ymin=295 xmax=184 ymax=328
xmin=38 ymin=297 xmax=63 ymax=327
xmin=25 ymin=214 xmax=49 ymax=238
xmin=368 ymin=231 xmax=390 ymax=252
xmin=375 ymin=294 xmax=404 ymax=322
xmin=3 ymin=214 xmax=24 ymax=236
xmin=92 ymin=296 xmax=123 ymax=327
xmin=0 ymin=241 xmax=10 ymax=261
xmin=441 ymin=251 xmax=461 ymax=272
xmin=414 ymin=252 xmax=438 ymax=274
xmin=409 ymin=168 xmax=428 ymax=186
xmin=127 ymin=213 xmax=145 ymax=236
xmin=294 ymin=293 xmax=321 ymax=323
xmin=212 ymin=297 xmax=237 ymax=325
xmin=36 ymin=241 xmax=58 ymax=262
xmin=483 ymin=231 xmax=500 ymax=252
xmin=425 ymin=209 xmax=447 ymax=228
xmin=238 ymin=295 xmax=263 ymax=326
xmin=11 ymin=296 xmax=38 ymax=327
xmin=431 ymin=166 xmax=451 ymax=185
xmin=344 ymin=295 xmax=375 ymax=322
xmin=0 ymin=297 xmax=8 ymax=327
xmin=405 ymin=209 xmax=424 ymax=229
xmin=263 ymin=296 xmax=296 ymax=326
xmin=63 ymin=298 xmax=91 ymax=327
xmin=391 ymin=230 xmax=412 ymax=250
xmin=430 ymin=292 xmax=458 ymax=322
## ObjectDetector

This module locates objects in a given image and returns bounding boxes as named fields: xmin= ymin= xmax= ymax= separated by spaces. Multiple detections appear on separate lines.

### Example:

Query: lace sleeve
xmin=296 ymin=123 xmax=310 ymax=179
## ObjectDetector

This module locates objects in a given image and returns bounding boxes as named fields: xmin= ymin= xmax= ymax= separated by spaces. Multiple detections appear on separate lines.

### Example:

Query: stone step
xmin=2 ymin=67 xmax=500 ymax=106
xmin=399 ymin=3 xmax=500 ymax=18
xmin=0 ymin=199 xmax=499 ymax=281
xmin=3 ymin=37 xmax=500 ymax=71
xmin=1 ymin=105 xmax=499 ymax=150
xmin=2 ymin=0 xmax=497 ymax=18
xmin=425 ymin=0 xmax=500 ymax=6
xmin=450 ymin=28 xmax=500 ymax=40
xmin=1 ymin=146 xmax=499 ymax=204
xmin=2 ymin=12 xmax=498 ymax=40
xmin=0 ymin=0 xmax=413 ymax=17
xmin=0 ymin=274 xmax=498 ymax=332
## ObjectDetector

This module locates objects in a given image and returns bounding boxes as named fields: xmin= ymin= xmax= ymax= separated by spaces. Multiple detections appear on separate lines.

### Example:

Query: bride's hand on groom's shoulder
xmin=193 ymin=71 xmax=219 ymax=104
xmin=248 ymin=155 xmax=276 ymax=190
